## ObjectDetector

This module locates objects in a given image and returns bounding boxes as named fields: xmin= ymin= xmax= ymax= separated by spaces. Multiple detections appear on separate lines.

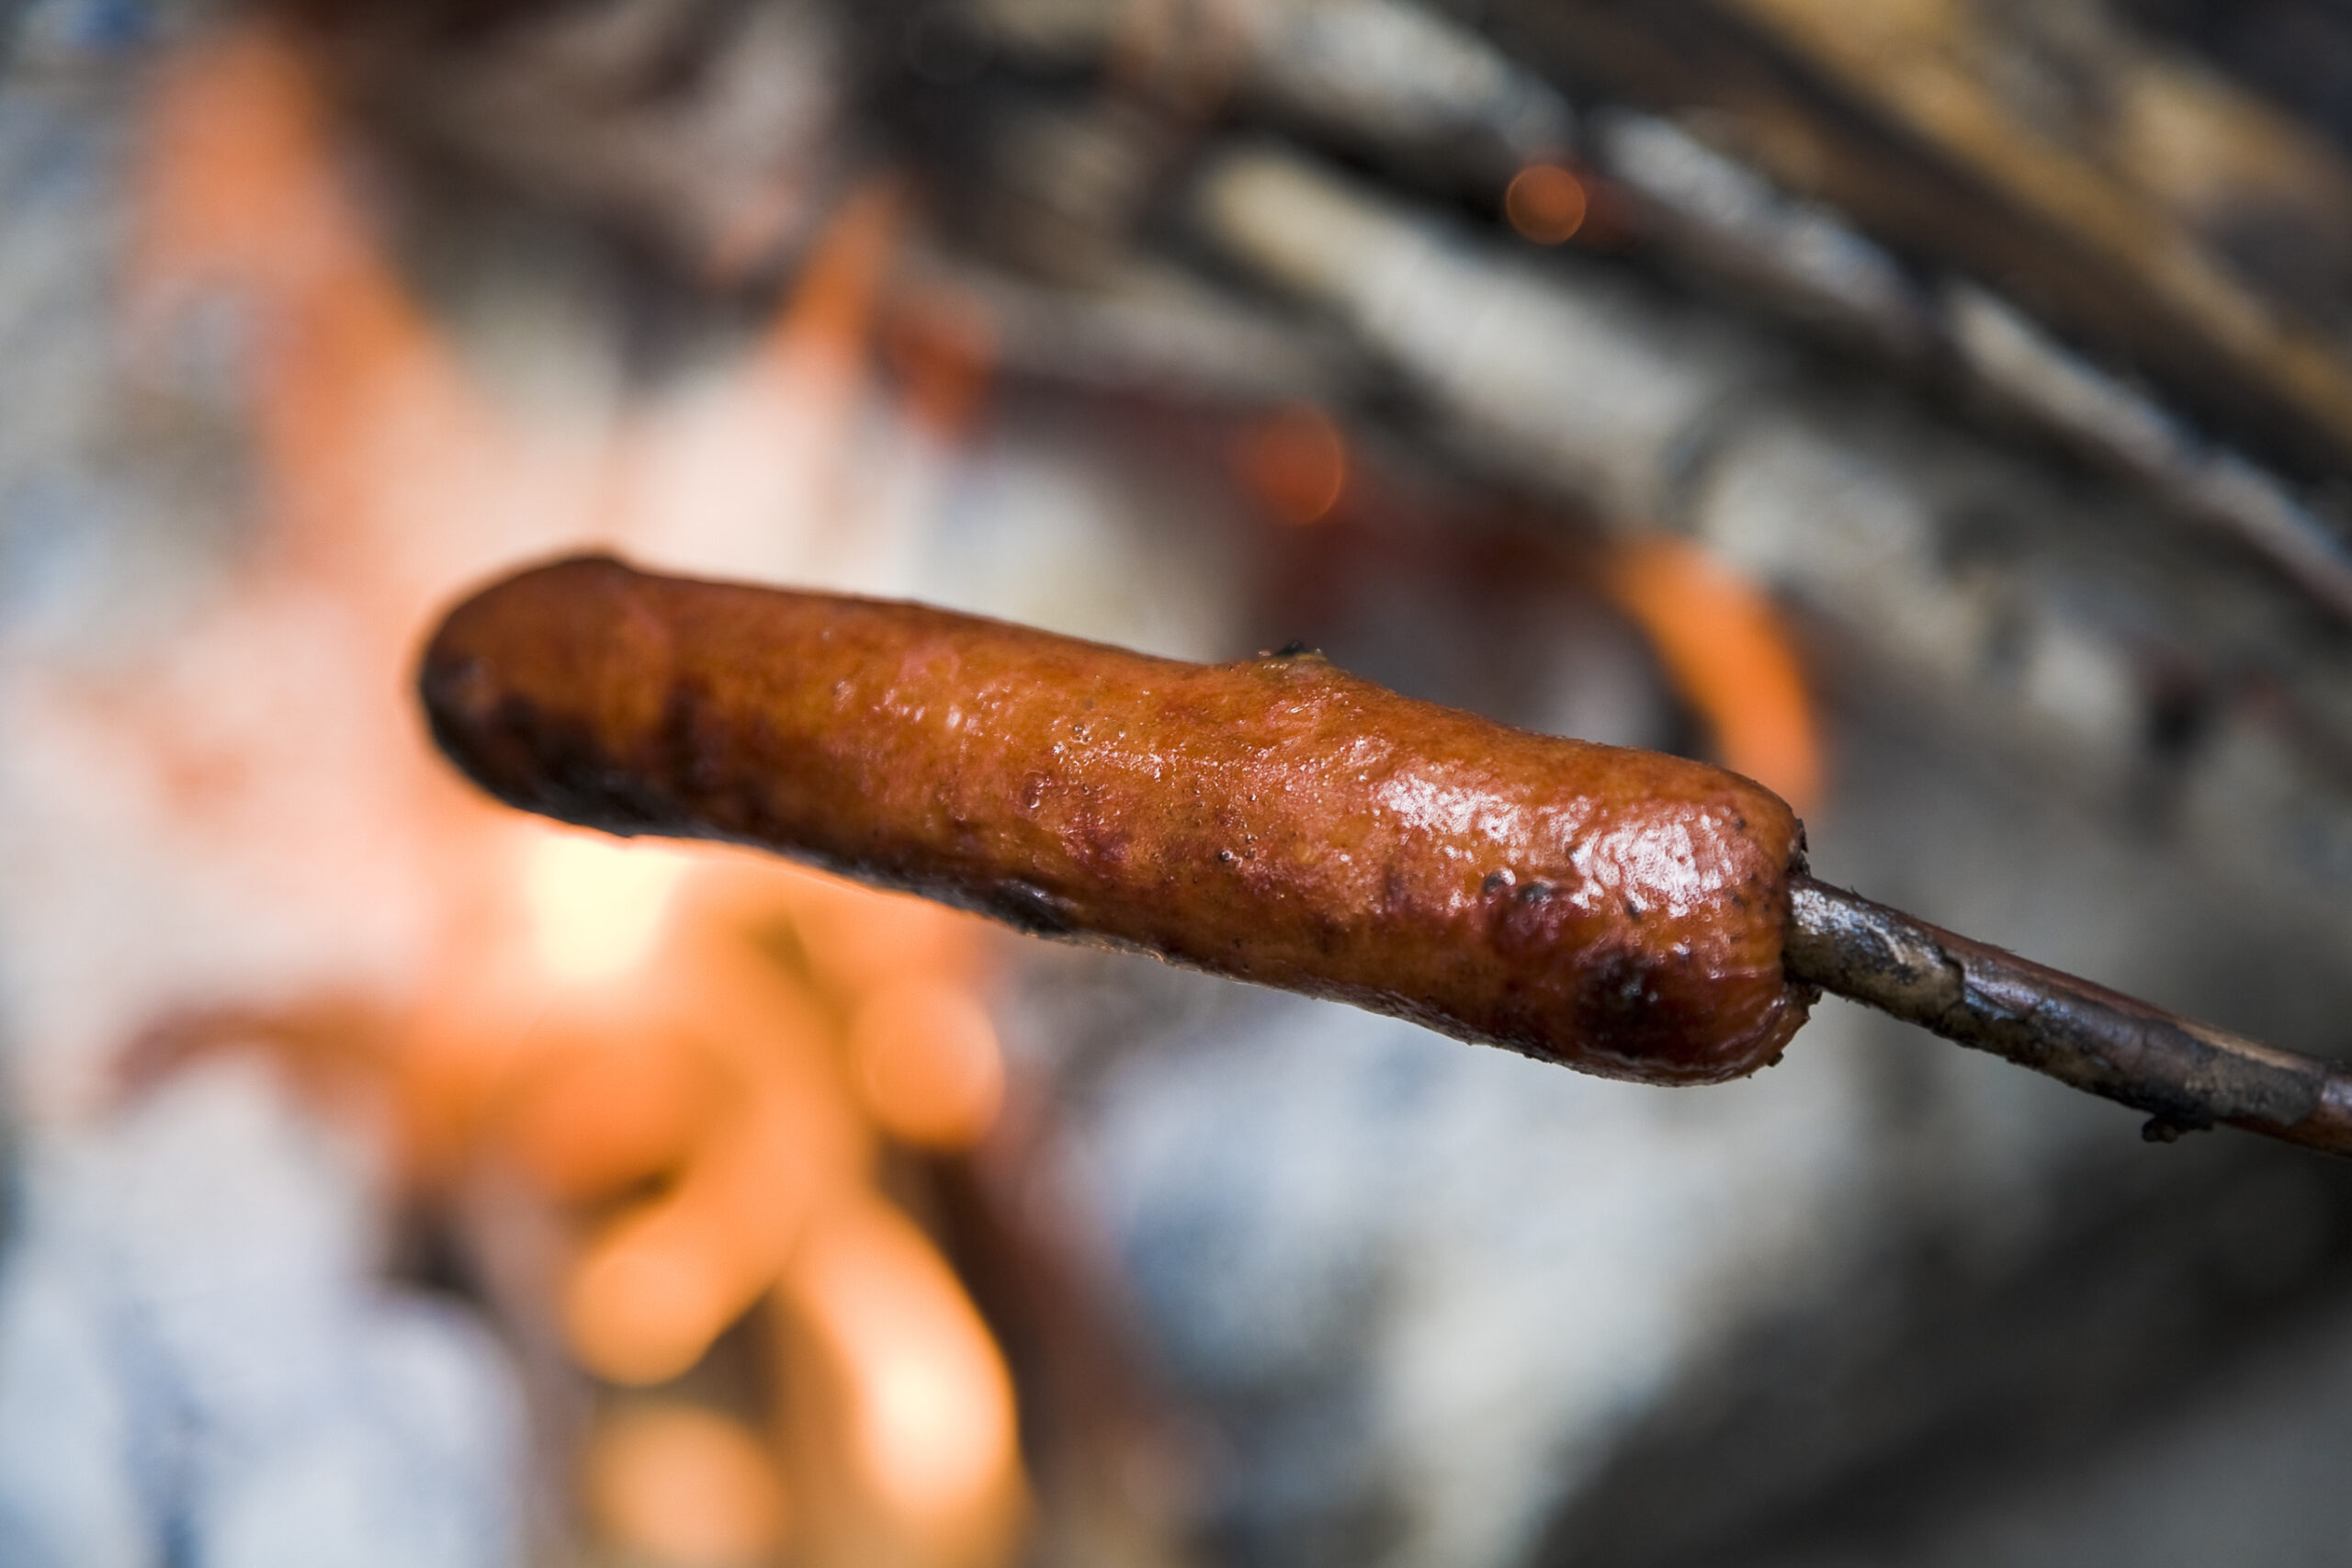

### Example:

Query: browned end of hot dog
xmin=420 ymin=555 xmax=1812 ymax=1084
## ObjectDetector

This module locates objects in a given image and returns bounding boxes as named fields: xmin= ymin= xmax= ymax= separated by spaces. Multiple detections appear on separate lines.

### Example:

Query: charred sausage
xmin=419 ymin=556 xmax=1813 ymax=1085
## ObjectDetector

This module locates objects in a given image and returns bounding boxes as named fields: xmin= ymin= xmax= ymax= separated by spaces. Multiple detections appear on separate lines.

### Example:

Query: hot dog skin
xmin=419 ymin=557 xmax=1814 ymax=1085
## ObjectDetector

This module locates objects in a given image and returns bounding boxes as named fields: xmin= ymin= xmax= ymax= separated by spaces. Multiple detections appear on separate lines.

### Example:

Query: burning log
xmin=1187 ymin=142 xmax=2352 ymax=931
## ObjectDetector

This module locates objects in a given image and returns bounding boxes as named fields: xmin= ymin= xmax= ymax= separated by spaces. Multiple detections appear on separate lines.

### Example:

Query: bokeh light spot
xmin=1234 ymin=403 xmax=1347 ymax=525
xmin=1506 ymin=163 xmax=1589 ymax=244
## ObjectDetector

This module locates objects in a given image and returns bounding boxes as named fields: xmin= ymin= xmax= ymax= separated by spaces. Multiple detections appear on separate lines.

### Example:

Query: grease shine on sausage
xmin=419 ymin=556 xmax=1815 ymax=1085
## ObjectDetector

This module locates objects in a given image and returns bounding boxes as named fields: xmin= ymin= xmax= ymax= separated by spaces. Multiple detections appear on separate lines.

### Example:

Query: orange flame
xmin=584 ymin=1402 xmax=792 ymax=1565
xmin=786 ymin=1198 xmax=1026 ymax=1554
xmin=1603 ymin=535 xmax=1824 ymax=813
xmin=126 ymin=28 xmax=1031 ymax=1566
xmin=523 ymin=831 xmax=692 ymax=985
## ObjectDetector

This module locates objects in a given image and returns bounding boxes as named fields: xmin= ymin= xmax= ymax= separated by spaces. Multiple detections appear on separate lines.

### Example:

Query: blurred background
xmin=13 ymin=0 xmax=2352 ymax=1563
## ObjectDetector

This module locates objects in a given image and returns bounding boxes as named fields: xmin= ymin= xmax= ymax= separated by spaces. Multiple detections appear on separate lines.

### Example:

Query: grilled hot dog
xmin=420 ymin=556 xmax=1814 ymax=1086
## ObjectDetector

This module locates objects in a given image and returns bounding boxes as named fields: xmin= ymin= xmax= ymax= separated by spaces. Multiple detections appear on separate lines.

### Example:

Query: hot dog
xmin=419 ymin=555 xmax=1814 ymax=1086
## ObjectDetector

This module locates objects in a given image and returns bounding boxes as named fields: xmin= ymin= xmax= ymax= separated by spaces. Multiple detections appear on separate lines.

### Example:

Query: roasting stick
xmin=1785 ymin=876 xmax=2352 ymax=1155
xmin=420 ymin=556 xmax=2352 ymax=1160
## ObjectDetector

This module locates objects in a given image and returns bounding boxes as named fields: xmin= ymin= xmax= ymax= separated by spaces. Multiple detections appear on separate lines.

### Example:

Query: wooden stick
xmin=1784 ymin=875 xmax=2352 ymax=1156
